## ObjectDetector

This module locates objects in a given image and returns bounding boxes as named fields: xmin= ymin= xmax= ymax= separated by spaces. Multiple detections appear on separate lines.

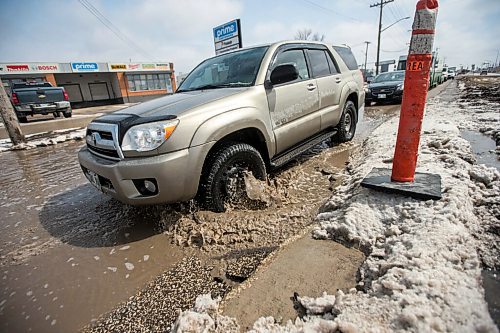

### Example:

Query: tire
xmin=199 ymin=143 xmax=266 ymax=212
xmin=63 ymin=110 xmax=72 ymax=118
xmin=334 ymin=100 xmax=357 ymax=143
xmin=17 ymin=115 xmax=27 ymax=123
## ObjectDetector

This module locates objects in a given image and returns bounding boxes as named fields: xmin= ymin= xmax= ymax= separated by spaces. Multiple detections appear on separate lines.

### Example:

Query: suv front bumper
xmin=78 ymin=143 xmax=214 ymax=205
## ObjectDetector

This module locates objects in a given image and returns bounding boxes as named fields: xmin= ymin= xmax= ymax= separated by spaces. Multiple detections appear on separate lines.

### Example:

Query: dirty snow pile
xmin=173 ymin=91 xmax=498 ymax=332
xmin=0 ymin=128 xmax=86 ymax=152
xmin=172 ymin=294 xmax=239 ymax=333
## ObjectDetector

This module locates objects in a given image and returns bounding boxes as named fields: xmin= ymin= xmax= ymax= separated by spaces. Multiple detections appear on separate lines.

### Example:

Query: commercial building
xmin=0 ymin=61 xmax=176 ymax=107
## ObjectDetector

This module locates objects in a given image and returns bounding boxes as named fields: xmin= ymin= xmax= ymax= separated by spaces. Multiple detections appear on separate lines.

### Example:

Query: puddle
xmin=482 ymin=270 xmax=500 ymax=329
xmin=461 ymin=130 xmax=499 ymax=170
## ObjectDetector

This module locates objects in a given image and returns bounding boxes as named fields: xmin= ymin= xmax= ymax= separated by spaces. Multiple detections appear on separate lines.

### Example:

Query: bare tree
xmin=294 ymin=28 xmax=325 ymax=41
xmin=312 ymin=32 xmax=325 ymax=41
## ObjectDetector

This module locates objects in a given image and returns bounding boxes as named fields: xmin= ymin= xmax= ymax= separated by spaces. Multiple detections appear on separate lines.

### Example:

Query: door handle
xmin=307 ymin=84 xmax=317 ymax=91
xmin=335 ymin=78 xmax=342 ymax=83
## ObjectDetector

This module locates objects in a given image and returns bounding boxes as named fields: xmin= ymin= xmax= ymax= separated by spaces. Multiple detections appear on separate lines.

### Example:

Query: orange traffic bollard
xmin=391 ymin=0 xmax=439 ymax=182
xmin=361 ymin=0 xmax=441 ymax=200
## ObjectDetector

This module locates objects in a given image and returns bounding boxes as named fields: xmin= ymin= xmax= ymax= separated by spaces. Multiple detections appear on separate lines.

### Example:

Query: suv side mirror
xmin=270 ymin=64 xmax=299 ymax=85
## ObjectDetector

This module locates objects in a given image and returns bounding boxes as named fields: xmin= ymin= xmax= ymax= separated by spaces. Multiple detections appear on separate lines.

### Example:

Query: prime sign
xmin=71 ymin=62 xmax=99 ymax=72
xmin=213 ymin=19 xmax=242 ymax=55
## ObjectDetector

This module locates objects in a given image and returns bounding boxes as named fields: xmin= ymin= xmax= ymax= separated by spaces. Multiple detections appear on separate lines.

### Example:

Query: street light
xmin=375 ymin=16 xmax=411 ymax=75
xmin=381 ymin=16 xmax=411 ymax=33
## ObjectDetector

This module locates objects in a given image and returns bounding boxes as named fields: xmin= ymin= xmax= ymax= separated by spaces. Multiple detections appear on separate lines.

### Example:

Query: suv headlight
xmin=396 ymin=83 xmax=404 ymax=90
xmin=121 ymin=119 xmax=179 ymax=152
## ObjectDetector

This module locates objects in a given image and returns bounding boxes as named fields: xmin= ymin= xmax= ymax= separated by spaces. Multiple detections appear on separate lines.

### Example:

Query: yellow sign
xmin=406 ymin=60 xmax=424 ymax=71
xmin=109 ymin=64 xmax=127 ymax=71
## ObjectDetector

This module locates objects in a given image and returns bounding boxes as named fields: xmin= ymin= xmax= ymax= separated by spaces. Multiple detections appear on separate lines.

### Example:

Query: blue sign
xmin=213 ymin=20 xmax=239 ymax=43
xmin=71 ymin=62 xmax=99 ymax=72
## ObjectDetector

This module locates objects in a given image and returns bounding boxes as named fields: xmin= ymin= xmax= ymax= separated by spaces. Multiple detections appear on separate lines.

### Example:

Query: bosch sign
xmin=213 ymin=19 xmax=242 ymax=55
xmin=0 ymin=63 xmax=60 ymax=74
xmin=71 ymin=62 xmax=99 ymax=72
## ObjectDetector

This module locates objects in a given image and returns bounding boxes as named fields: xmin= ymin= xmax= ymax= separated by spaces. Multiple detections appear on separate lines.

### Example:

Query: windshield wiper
xmin=180 ymin=82 xmax=251 ymax=92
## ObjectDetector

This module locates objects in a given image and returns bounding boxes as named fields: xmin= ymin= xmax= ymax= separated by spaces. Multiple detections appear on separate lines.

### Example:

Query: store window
xmin=127 ymin=73 xmax=172 ymax=92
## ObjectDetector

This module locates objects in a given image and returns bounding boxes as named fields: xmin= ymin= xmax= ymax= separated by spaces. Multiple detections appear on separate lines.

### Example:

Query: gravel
xmin=82 ymin=257 xmax=230 ymax=333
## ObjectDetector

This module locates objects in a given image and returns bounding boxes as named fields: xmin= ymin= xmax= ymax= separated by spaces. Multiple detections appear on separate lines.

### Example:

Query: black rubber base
xmin=361 ymin=168 xmax=442 ymax=200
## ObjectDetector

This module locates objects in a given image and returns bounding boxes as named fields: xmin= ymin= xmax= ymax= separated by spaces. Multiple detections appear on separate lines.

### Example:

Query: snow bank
xmin=307 ymin=98 xmax=498 ymax=332
xmin=173 ymin=86 xmax=498 ymax=332
xmin=0 ymin=128 xmax=86 ymax=152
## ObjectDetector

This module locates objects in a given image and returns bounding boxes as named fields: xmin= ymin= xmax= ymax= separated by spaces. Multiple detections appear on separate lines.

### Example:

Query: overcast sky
xmin=1 ymin=0 xmax=499 ymax=74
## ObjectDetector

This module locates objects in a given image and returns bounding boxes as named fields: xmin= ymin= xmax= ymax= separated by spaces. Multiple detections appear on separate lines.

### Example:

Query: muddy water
xmin=461 ymin=130 xmax=499 ymax=170
xmin=0 ymin=104 xmax=398 ymax=332
xmin=0 ymin=142 xmax=188 ymax=333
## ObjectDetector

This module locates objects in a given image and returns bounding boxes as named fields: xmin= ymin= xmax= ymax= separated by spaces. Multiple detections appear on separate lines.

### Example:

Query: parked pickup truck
xmin=79 ymin=41 xmax=365 ymax=211
xmin=10 ymin=82 xmax=72 ymax=123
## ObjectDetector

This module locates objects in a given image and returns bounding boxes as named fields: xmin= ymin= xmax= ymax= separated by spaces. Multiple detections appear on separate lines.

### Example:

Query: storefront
xmin=0 ymin=61 xmax=176 ymax=107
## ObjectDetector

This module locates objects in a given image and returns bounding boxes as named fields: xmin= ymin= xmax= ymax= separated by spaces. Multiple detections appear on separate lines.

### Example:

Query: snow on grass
xmin=172 ymin=87 xmax=499 ymax=332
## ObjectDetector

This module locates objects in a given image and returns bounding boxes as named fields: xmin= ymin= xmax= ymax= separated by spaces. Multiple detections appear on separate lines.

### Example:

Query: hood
xmin=114 ymin=88 xmax=247 ymax=118
xmin=368 ymin=80 xmax=404 ymax=89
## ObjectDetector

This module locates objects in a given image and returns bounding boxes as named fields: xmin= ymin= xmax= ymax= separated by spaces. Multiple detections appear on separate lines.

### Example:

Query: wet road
xmin=0 ymin=102 xmax=403 ymax=332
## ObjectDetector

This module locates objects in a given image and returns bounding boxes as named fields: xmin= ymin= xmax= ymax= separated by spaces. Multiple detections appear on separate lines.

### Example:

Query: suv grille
xmin=86 ymin=123 xmax=123 ymax=160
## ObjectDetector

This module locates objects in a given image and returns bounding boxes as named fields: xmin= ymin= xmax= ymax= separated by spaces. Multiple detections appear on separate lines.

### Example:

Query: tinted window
xmin=308 ymin=49 xmax=330 ymax=77
xmin=326 ymin=52 xmax=339 ymax=74
xmin=333 ymin=46 xmax=359 ymax=70
xmin=373 ymin=71 xmax=405 ymax=83
xmin=12 ymin=82 xmax=52 ymax=89
xmin=272 ymin=49 xmax=309 ymax=81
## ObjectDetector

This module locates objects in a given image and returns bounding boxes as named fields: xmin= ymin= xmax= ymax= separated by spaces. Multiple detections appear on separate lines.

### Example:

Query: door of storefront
xmin=88 ymin=82 xmax=110 ymax=101
xmin=59 ymin=83 xmax=84 ymax=102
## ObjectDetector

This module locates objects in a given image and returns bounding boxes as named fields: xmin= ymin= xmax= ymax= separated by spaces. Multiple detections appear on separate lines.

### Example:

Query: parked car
xmin=365 ymin=70 xmax=405 ymax=104
xmin=480 ymin=70 xmax=488 ymax=76
xmin=447 ymin=68 xmax=456 ymax=79
xmin=442 ymin=67 xmax=450 ymax=81
xmin=9 ymin=82 xmax=71 ymax=123
xmin=78 ymin=41 xmax=365 ymax=212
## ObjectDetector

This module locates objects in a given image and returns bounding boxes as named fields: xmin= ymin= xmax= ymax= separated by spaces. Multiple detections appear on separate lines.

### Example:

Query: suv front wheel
xmin=199 ymin=143 xmax=267 ymax=212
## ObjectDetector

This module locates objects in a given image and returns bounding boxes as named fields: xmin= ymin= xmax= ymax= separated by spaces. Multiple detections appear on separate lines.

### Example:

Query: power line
xmin=301 ymin=0 xmax=363 ymax=23
xmin=77 ymin=0 xmax=156 ymax=61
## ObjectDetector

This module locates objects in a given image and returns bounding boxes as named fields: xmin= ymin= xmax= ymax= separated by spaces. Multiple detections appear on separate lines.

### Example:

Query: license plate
xmin=86 ymin=170 xmax=102 ymax=191
xmin=378 ymin=93 xmax=386 ymax=98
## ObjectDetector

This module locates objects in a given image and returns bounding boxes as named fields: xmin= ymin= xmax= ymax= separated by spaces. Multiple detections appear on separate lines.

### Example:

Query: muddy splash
xmin=167 ymin=144 xmax=353 ymax=254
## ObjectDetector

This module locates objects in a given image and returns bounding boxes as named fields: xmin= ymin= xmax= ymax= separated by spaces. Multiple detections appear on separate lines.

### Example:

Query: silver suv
xmin=78 ymin=41 xmax=365 ymax=211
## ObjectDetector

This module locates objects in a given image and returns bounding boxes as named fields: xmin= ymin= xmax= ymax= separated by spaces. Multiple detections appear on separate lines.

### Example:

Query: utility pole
xmin=371 ymin=0 xmax=394 ymax=75
xmin=0 ymin=83 xmax=25 ymax=145
xmin=364 ymin=41 xmax=371 ymax=75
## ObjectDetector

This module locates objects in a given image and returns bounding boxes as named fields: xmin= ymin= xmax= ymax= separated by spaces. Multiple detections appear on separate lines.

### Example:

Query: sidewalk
xmin=221 ymin=232 xmax=364 ymax=331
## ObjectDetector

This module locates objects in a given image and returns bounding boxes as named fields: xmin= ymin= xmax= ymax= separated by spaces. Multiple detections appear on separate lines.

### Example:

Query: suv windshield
xmin=373 ymin=71 xmax=405 ymax=83
xmin=177 ymin=46 xmax=269 ymax=92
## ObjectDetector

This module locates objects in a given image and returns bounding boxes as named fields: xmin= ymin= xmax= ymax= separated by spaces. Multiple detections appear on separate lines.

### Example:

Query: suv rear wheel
xmin=199 ymin=143 xmax=266 ymax=212
xmin=334 ymin=100 xmax=357 ymax=143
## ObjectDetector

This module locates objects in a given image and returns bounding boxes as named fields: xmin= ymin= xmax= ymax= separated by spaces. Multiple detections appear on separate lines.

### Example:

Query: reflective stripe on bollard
xmin=391 ymin=0 xmax=439 ymax=182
